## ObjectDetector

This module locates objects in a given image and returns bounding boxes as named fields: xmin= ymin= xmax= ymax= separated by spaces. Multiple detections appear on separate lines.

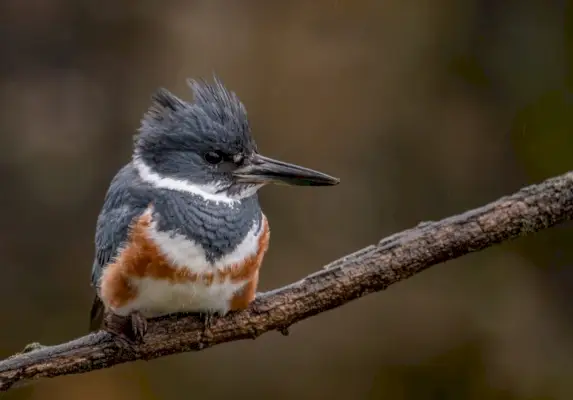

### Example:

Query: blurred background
xmin=1 ymin=0 xmax=572 ymax=399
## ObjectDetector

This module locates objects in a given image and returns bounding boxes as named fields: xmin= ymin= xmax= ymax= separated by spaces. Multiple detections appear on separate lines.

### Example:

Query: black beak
xmin=233 ymin=153 xmax=340 ymax=186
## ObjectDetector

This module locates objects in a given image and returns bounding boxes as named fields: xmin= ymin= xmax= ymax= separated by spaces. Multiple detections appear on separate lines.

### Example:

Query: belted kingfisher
xmin=89 ymin=77 xmax=339 ymax=345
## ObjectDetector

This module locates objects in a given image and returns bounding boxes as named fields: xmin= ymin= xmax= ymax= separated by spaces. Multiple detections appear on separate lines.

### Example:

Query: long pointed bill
xmin=233 ymin=154 xmax=340 ymax=186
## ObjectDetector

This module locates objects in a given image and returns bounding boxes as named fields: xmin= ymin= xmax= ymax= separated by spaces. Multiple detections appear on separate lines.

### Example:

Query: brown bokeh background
xmin=1 ymin=1 xmax=573 ymax=399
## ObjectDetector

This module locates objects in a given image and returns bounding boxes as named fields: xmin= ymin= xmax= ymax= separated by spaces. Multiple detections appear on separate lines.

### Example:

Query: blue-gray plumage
xmin=90 ymin=163 xmax=262 ymax=288
xmin=89 ymin=76 xmax=339 ymax=344
xmin=91 ymin=164 xmax=148 ymax=287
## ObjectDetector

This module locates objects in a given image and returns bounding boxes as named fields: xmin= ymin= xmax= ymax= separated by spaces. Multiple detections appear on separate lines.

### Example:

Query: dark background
xmin=1 ymin=1 xmax=573 ymax=399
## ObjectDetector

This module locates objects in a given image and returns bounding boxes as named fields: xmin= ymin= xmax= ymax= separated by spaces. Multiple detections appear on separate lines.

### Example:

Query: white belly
xmin=122 ymin=276 xmax=248 ymax=317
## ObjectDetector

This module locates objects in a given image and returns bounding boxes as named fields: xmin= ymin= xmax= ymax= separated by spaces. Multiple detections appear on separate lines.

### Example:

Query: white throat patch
xmin=133 ymin=156 xmax=239 ymax=205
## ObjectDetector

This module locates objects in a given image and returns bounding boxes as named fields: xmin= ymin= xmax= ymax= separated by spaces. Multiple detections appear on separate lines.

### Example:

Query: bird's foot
xmin=199 ymin=311 xmax=224 ymax=339
xmin=104 ymin=311 xmax=148 ymax=352
xmin=201 ymin=312 xmax=215 ymax=338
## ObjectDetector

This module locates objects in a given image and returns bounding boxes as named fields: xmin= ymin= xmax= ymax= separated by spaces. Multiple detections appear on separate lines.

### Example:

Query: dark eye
xmin=204 ymin=151 xmax=223 ymax=165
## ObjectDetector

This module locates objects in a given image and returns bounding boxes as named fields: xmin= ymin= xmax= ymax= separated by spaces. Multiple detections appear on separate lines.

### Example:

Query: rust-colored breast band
xmin=99 ymin=211 xmax=270 ymax=311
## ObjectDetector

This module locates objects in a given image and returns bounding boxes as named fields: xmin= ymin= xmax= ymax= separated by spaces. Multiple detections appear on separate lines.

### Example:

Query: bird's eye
xmin=204 ymin=151 xmax=223 ymax=165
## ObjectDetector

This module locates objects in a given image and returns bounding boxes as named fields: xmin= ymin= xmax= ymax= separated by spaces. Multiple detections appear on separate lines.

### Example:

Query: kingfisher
xmin=88 ymin=77 xmax=339 ymax=346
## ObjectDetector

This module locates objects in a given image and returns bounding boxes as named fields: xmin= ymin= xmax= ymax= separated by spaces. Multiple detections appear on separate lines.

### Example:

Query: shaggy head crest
xmin=136 ymin=76 xmax=255 ymax=155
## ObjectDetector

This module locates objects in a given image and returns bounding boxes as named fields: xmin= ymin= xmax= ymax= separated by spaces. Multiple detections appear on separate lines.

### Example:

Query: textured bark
xmin=1 ymin=171 xmax=573 ymax=392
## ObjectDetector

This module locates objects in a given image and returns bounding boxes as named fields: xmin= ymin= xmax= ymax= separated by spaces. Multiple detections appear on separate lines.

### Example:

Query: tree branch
xmin=2 ymin=171 xmax=573 ymax=392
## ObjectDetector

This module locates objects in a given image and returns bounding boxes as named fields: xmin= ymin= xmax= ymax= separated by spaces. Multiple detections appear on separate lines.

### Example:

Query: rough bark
xmin=1 ymin=171 xmax=573 ymax=392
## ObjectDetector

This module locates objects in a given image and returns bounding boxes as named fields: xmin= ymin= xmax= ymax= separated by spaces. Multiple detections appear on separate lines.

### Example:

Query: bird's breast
xmin=98 ymin=207 xmax=270 ymax=317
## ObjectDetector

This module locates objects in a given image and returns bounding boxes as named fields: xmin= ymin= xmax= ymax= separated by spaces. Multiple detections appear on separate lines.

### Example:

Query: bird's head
xmin=134 ymin=77 xmax=339 ymax=200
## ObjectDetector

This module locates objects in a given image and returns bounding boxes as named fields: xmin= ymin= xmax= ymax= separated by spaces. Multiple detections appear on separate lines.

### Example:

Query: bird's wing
xmin=89 ymin=164 xmax=150 ymax=331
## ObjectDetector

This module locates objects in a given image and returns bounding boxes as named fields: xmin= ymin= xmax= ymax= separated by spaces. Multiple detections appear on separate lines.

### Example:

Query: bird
xmin=88 ymin=77 xmax=339 ymax=346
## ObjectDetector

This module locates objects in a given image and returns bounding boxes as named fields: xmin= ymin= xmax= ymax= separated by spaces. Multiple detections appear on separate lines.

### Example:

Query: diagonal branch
xmin=2 ymin=171 xmax=573 ymax=392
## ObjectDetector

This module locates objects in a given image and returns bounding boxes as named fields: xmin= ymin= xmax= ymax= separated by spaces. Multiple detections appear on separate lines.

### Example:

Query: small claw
xmin=202 ymin=312 xmax=213 ymax=327
xmin=200 ymin=310 xmax=227 ymax=338
xmin=201 ymin=312 xmax=216 ymax=338
xmin=103 ymin=311 xmax=148 ymax=351
xmin=130 ymin=312 xmax=148 ymax=342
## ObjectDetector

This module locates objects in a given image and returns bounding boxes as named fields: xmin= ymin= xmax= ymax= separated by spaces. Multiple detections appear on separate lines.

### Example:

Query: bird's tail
xmin=89 ymin=295 xmax=105 ymax=332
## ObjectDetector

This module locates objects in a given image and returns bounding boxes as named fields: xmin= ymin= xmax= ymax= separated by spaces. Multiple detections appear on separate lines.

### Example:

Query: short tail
xmin=89 ymin=296 xmax=105 ymax=332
